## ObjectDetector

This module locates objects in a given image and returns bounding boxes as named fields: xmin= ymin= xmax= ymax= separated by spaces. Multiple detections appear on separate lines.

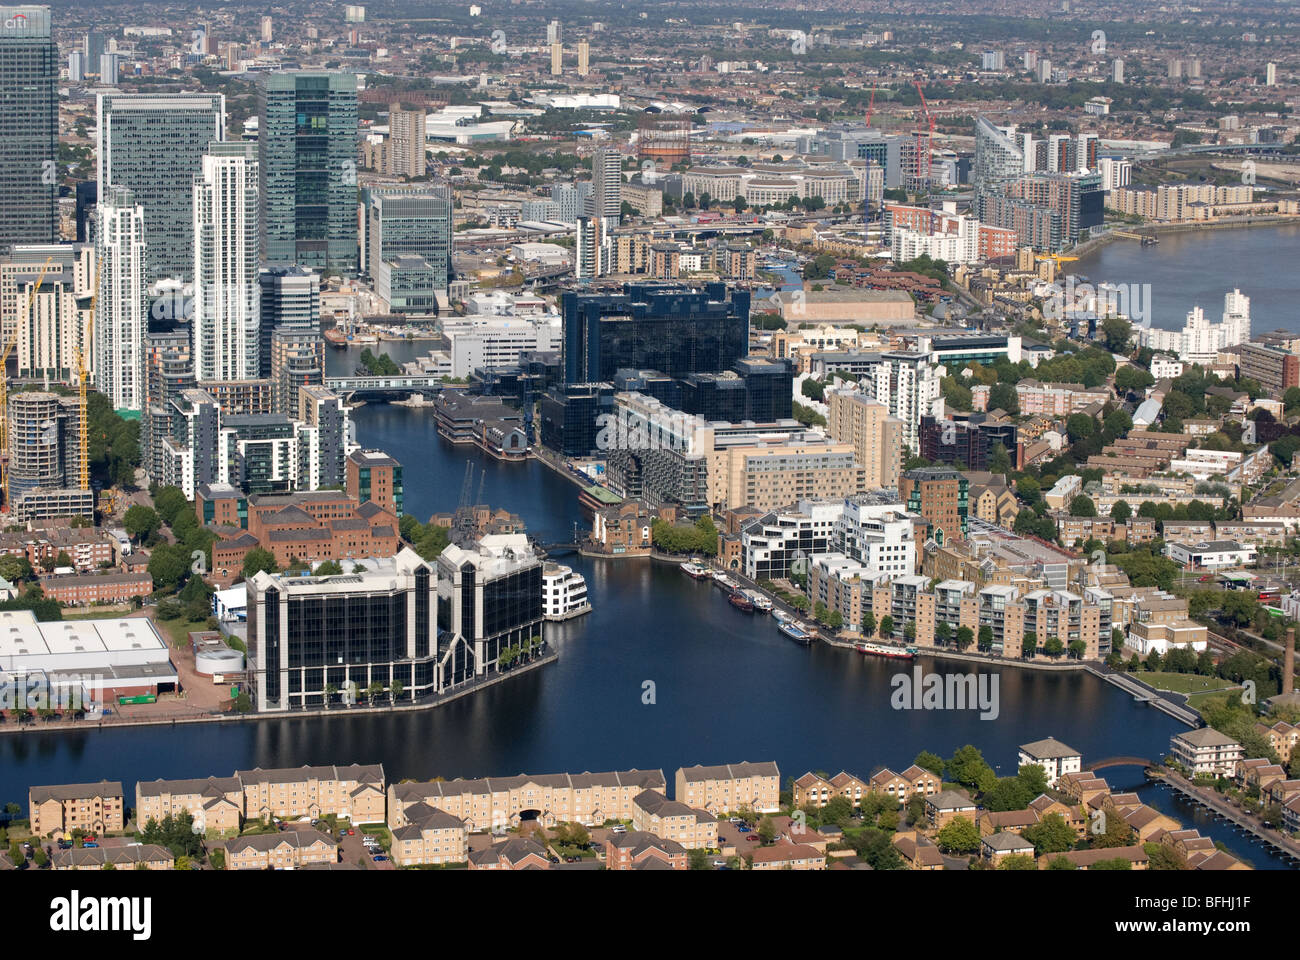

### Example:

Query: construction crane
xmin=74 ymin=258 xmax=101 ymax=493
xmin=0 ymin=257 xmax=54 ymax=511
xmin=1034 ymin=253 xmax=1080 ymax=264
xmin=912 ymin=80 xmax=934 ymax=188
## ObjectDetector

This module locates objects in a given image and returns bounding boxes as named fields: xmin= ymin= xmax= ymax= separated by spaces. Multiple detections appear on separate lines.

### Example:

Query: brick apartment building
xmin=38 ymin=570 xmax=153 ymax=605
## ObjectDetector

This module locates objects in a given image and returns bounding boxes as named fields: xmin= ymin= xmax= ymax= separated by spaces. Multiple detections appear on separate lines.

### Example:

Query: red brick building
xmin=38 ymin=571 xmax=153 ymax=605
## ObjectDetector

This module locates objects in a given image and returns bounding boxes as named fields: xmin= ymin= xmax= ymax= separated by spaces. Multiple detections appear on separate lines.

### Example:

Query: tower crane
xmin=0 ymin=257 xmax=54 ymax=511
xmin=913 ymin=80 xmax=934 ymax=188
xmin=74 ymin=258 xmax=101 ymax=493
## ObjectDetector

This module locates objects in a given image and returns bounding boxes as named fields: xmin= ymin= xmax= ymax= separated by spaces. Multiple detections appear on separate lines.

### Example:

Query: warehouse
xmin=0 ymin=611 xmax=178 ymax=709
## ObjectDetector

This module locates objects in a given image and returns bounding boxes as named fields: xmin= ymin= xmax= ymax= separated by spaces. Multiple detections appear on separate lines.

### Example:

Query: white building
xmin=835 ymin=499 xmax=916 ymax=576
xmin=1098 ymin=156 xmax=1131 ymax=193
xmin=542 ymin=563 xmax=590 ymax=621
xmin=94 ymin=187 xmax=148 ymax=411
xmin=1017 ymin=737 xmax=1082 ymax=787
xmin=1149 ymin=354 xmax=1183 ymax=379
xmin=1170 ymin=728 xmax=1243 ymax=777
xmin=859 ymin=352 xmax=944 ymax=454
xmin=1164 ymin=539 xmax=1257 ymax=571
xmin=1138 ymin=290 xmax=1251 ymax=365
xmin=891 ymin=215 xmax=984 ymax=265
xmin=192 ymin=141 xmax=260 ymax=382
xmin=421 ymin=314 xmax=562 ymax=379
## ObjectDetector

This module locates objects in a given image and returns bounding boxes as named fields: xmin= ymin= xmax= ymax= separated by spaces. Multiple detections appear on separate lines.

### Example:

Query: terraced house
xmin=54 ymin=843 xmax=173 ymax=871
xmin=29 ymin=781 xmax=124 ymax=837
xmin=388 ymin=769 xmax=668 ymax=831
xmin=235 ymin=764 xmax=387 ymax=823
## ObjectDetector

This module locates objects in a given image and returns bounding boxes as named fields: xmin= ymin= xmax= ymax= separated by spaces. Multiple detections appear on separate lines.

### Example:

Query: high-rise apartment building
xmin=900 ymin=466 xmax=968 ymax=545
xmin=857 ymin=352 xmax=944 ymax=455
xmin=96 ymin=92 xmax=226 ymax=282
xmin=577 ymin=38 xmax=589 ymax=76
xmin=550 ymin=41 xmax=562 ymax=76
xmin=7 ymin=390 xmax=83 ymax=500
xmin=143 ymin=331 xmax=195 ymax=484
xmin=257 ymin=265 xmax=320 ymax=377
xmin=94 ymin=187 xmax=148 ymax=411
xmin=193 ymin=141 xmax=260 ymax=382
xmin=5 ymin=244 xmax=94 ymax=383
xmin=587 ymin=146 xmax=623 ymax=221
xmin=269 ymin=326 xmax=324 ymax=415
xmin=258 ymin=72 xmax=358 ymax=271
xmin=387 ymin=104 xmax=426 ymax=178
xmin=0 ymin=7 xmax=58 ymax=254
xmin=826 ymin=390 xmax=903 ymax=490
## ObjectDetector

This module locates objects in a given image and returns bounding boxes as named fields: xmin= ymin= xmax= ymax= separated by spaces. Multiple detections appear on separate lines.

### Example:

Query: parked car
xmin=373 ymin=855 xmax=389 ymax=862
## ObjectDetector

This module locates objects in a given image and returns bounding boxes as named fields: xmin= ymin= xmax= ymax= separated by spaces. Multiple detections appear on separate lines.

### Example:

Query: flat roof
xmin=0 ymin=610 xmax=166 ymax=659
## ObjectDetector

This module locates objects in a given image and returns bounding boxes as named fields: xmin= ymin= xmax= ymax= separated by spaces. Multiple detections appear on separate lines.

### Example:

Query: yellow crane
xmin=1034 ymin=253 xmax=1080 ymax=264
xmin=0 ymin=257 xmax=54 ymax=511
xmin=75 ymin=257 xmax=101 ymax=493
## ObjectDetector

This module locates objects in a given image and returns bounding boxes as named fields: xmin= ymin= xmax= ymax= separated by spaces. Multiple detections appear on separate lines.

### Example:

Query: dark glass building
xmin=561 ymin=282 xmax=749 ymax=385
xmin=247 ymin=549 xmax=442 ymax=712
xmin=0 ymin=7 xmax=57 ymax=254
xmin=540 ymin=382 xmax=613 ymax=457
xmin=258 ymin=72 xmax=358 ymax=271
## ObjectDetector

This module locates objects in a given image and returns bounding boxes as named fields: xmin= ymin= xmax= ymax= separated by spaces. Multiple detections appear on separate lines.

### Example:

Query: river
xmin=0 ymin=292 xmax=1293 ymax=867
xmin=1068 ymin=221 xmax=1300 ymax=334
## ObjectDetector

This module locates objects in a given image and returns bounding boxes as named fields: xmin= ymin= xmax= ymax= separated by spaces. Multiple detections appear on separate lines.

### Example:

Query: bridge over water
xmin=324 ymin=374 xmax=444 ymax=398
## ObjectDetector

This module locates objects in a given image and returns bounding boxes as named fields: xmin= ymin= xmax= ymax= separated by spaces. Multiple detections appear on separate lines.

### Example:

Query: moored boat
xmin=855 ymin=640 xmax=919 ymax=660
xmin=680 ymin=561 xmax=711 ymax=580
xmin=779 ymin=622 xmax=813 ymax=646
xmin=743 ymin=589 xmax=772 ymax=613
xmin=713 ymin=574 xmax=738 ymax=591
xmin=728 ymin=591 xmax=755 ymax=613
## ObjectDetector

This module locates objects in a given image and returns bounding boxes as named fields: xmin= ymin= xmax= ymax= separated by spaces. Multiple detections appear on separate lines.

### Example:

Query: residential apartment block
xmin=225 ymin=828 xmax=339 ymax=870
xmin=135 ymin=776 xmax=245 ymax=835
xmin=630 ymin=790 xmax=719 ymax=849
xmin=235 ymin=765 xmax=386 ymax=823
xmin=29 ymin=781 xmax=125 ymax=837
xmin=675 ymin=762 xmax=781 ymax=815
xmin=389 ymin=769 xmax=669 ymax=831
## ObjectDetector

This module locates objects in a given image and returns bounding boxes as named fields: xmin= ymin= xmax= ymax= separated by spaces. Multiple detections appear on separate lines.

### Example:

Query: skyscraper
xmin=193 ymin=141 xmax=260 ymax=382
xmin=95 ymin=187 xmax=148 ymax=412
xmin=587 ymin=146 xmax=623 ymax=221
xmin=387 ymin=104 xmax=426 ymax=178
xmin=258 ymin=72 xmax=358 ymax=272
xmin=1111 ymin=58 xmax=1124 ymax=84
xmin=362 ymin=184 xmax=453 ymax=290
xmin=577 ymin=39 xmax=589 ymax=77
xmin=550 ymin=41 xmax=562 ymax=76
xmin=0 ymin=6 xmax=58 ymax=254
xmin=96 ymin=92 xmax=226 ymax=282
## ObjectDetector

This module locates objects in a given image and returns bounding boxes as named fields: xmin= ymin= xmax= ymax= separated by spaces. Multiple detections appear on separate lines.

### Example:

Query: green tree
xmin=935 ymin=815 xmax=980 ymax=854
xmin=153 ymin=486 xmax=190 ymax=527
xmin=757 ymin=816 xmax=777 ymax=844
xmin=947 ymin=745 xmax=996 ymax=792
xmin=879 ymin=615 xmax=894 ymax=637
xmin=977 ymin=625 xmax=994 ymax=651
xmin=123 ymin=505 xmax=161 ymax=542
xmin=1043 ymin=636 xmax=1065 ymax=658
xmin=999 ymin=853 xmax=1037 ymax=870
xmin=955 ymin=626 xmax=974 ymax=649
xmin=146 ymin=544 xmax=189 ymax=592
xmin=241 ymin=548 xmax=278 ymax=579
xmin=1023 ymin=812 xmax=1076 ymax=854
xmin=1070 ymin=495 xmax=1097 ymax=517
xmin=914 ymin=751 xmax=945 ymax=778
xmin=1110 ymin=500 xmax=1132 ymax=522
xmin=1022 ymin=631 xmax=1038 ymax=657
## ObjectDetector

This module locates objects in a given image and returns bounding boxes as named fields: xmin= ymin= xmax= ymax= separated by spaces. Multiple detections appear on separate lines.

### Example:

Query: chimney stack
xmin=1285 ymin=628 xmax=1296 ymax=697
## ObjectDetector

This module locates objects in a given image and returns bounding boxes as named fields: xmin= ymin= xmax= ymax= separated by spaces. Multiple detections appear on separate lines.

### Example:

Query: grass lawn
xmin=1186 ymin=688 xmax=1244 ymax=712
xmin=358 ymin=823 xmax=392 ymax=851
xmin=1135 ymin=672 xmax=1237 ymax=695
xmin=61 ymin=608 xmax=135 ymax=621
xmin=156 ymin=616 xmax=213 ymax=649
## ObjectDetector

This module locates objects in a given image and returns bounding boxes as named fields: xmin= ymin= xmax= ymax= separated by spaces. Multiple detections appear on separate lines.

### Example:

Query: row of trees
xmin=649 ymin=515 xmax=719 ymax=556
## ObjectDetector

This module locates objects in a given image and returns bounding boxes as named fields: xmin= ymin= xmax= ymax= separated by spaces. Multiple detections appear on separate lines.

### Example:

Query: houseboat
xmin=855 ymin=640 xmax=919 ymax=660
xmin=680 ymin=561 xmax=711 ymax=580
xmin=779 ymin=621 xmax=813 ymax=646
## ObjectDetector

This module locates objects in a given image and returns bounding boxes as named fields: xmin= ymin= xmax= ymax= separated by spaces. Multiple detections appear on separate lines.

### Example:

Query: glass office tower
xmin=258 ymin=72 xmax=358 ymax=272
xmin=0 ymin=6 xmax=58 ymax=254
xmin=96 ymin=92 xmax=226 ymax=282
